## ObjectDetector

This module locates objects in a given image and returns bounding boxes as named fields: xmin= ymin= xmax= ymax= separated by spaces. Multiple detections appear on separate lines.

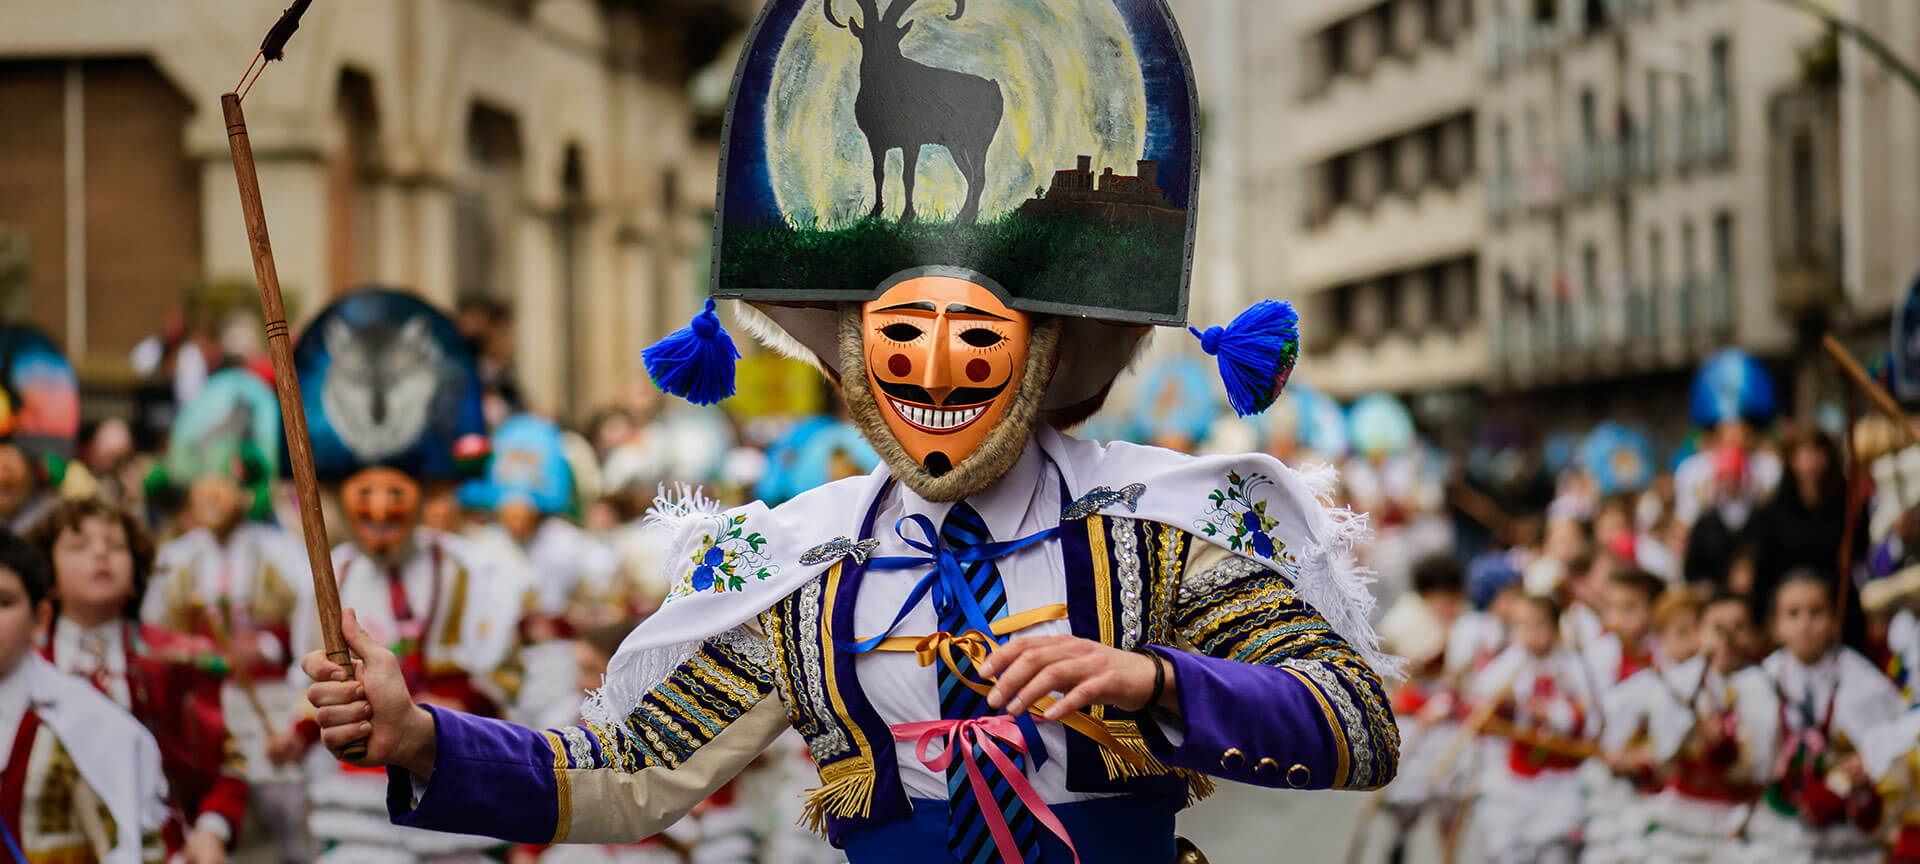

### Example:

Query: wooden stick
xmin=1821 ymin=332 xmax=1920 ymax=452
xmin=222 ymin=92 xmax=366 ymax=760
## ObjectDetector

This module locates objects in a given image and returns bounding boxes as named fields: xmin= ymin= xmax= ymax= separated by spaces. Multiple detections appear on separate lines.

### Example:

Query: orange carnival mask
xmin=341 ymin=467 xmax=422 ymax=559
xmin=863 ymin=275 xmax=1030 ymax=478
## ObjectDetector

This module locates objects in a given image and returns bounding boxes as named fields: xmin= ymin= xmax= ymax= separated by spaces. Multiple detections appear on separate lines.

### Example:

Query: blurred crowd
xmin=1 ymin=292 xmax=1918 ymax=864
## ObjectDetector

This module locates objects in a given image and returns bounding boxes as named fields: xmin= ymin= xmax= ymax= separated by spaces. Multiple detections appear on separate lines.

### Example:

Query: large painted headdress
xmin=293 ymin=289 xmax=486 ymax=483
xmin=0 ymin=324 xmax=80 ymax=461
xmin=646 ymin=0 xmax=1298 ymax=498
xmin=166 ymin=369 xmax=282 ymax=485
xmin=459 ymin=414 xmax=589 ymax=517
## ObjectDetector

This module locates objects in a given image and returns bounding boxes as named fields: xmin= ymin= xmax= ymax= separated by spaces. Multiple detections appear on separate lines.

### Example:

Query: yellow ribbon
xmin=873 ymin=603 xmax=1152 ymax=772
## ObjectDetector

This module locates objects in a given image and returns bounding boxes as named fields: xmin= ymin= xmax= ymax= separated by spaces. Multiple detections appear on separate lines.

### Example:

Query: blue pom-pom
xmin=1190 ymin=299 xmax=1299 ymax=417
xmin=643 ymin=298 xmax=740 ymax=406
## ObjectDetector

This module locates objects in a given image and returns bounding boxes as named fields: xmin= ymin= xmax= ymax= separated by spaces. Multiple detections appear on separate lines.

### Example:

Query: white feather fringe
xmin=729 ymin=300 xmax=821 ymax=370
xmin=1295 ymin=462 xmax=1407 ymax=683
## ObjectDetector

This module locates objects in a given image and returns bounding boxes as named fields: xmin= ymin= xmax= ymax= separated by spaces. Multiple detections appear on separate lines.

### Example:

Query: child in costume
xmin=297 ymin=4 xmax=1401 ymax=863
xmin=277 ymin=290 xmax=518 ymax=864
xmin=1588 ymin=587 xmax=1699 ymax=864
xmin=30 ymin=499 xmax=247 ymax=862
xmin=0 ymin=529 xmax=168 ymax=864
xmin=143 ymin=369 xmax=312 ymax=862
xmin=1380 ymin=556 xmax=1470 ymax=863
xmin=1750 ymin=573 xmax=1902 ymax=864
xmin=1472 ymin=594 xmax=1596 ymax=864
xmin=1637 ymin=592 xmax=1770 ymax=862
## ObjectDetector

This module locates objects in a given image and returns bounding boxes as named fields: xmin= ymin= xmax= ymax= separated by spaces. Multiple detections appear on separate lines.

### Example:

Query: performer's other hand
xmin=980 ymin=634 xmax=1177 ymax=721
xmin=300 ymin=607 xmax=438 ymax=778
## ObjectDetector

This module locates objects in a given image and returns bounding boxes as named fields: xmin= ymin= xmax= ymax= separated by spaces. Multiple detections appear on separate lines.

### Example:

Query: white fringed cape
xmin=585 ymin=426 xmax=1402 ymax=727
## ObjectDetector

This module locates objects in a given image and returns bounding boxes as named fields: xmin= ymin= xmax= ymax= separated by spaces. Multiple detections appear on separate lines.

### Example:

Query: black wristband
xmin=1134 ymin=646 xmax=1166 ymax=708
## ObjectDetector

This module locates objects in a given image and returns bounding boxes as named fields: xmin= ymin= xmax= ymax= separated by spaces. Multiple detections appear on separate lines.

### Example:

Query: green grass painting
xmin=716 ymin=211 xmax=1187 ymax=321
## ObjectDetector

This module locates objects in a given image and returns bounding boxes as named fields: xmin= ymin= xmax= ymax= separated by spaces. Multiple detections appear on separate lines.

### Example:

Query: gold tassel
xmin=1095 ymin=720 xmax=1216 ymax=804
xmin=1099 ymin=722 xmax=1174 ymax=781
xmin=797 ymin=756 xmax=875 ymax=836
xmin=1178 ymin=768 xmax=1217 ymax=803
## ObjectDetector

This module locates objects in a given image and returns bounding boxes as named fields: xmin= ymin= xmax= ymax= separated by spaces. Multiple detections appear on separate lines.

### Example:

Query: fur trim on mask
xmin=840 ymin=306 xmax=1061 ymax=502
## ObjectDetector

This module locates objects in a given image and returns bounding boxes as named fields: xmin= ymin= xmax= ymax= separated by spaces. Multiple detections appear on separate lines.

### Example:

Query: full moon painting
xmin=712 ymin=0 xmax=1198 ymax=324
xmin=767 ymin=0 xmax=1147 ymax=226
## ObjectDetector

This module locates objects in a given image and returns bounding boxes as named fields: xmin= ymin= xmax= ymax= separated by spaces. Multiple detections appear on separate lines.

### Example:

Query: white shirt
xmin=51 ymin=616 xmax=130 ymax=709
xmin=851 ymin=441 xmax=1099 ymax=802
xmin=144 ymin=523 xmax=309 ymax=656
xmin=0 ymin=658 xmax=30 ymax=764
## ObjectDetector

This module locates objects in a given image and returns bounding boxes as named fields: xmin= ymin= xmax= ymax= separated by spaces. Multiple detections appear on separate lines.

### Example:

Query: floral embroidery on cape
xmin=668 ymin=512 xmax=778 ymax=600
xmin=1196 ymin=470 xmax=1287 ymax=560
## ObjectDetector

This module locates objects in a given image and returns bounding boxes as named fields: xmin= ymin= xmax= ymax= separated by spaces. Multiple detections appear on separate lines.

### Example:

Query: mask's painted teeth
xmin=890 ymin=400 xmax=988 ymax=432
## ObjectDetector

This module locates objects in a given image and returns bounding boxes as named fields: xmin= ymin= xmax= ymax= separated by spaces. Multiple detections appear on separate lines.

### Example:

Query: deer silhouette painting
xmin=824 ymin=0 xmax=1004 ymax=223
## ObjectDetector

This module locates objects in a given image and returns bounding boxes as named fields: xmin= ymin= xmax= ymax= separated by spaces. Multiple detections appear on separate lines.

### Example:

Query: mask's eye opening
xmin=881 ymin=323 xmax=924 ymax=342
xmin=958 ymin=328 xmax=1003 ymax=348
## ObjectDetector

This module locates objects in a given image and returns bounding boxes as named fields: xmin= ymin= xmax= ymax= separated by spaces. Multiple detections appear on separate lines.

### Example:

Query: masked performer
xmin=462 ymin=413 xmax=618 ymax=728
xmin=143 ymin=368 xmax=313 ymax=861
xmin=0 ymin=325 xmax=81 ymax=538
xmin=281 ymin=289 xmax=518 ymax=864
xmin=305 ymin=4 xmax=1399 ymax=862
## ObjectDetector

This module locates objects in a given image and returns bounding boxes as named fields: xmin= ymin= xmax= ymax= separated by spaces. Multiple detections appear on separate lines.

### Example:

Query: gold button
xmin=1255 ymin=757 xmax=1280 ymax=781
xmin=1286 ymin=763 xmax=1311 ymax=788
xmin=1220 ymin=748 xmax=1245 ymax=771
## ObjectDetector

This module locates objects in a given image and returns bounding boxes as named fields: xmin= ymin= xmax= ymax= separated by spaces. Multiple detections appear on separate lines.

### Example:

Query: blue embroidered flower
xmin=1197 ymin=470 xmax=1284 ymax=559
xmin=669 ymin=514 xmax=779 ymax=600
xmin=1241 ymin=511 xmax=1276 ymax=557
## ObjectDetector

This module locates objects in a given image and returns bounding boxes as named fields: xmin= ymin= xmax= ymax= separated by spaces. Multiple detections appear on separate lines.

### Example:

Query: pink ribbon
xmin=892 ymin=715 xmax=1080 ymax=864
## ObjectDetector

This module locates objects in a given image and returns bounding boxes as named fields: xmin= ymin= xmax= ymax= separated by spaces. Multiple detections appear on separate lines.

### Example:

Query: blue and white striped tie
xmin=938 ymin=501 xmax=1040 ymax=864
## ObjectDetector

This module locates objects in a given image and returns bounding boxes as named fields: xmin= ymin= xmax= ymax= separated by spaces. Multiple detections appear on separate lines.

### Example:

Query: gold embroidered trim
xmin=1282 ymin=665 xmax=1348 ymax=788
xmin=545 ymin=731 xmax=573 ymax=844
xmin=1087 ymin=515 xmax=1114 ymax=724
xmin=799 ymin=755 xmax=876 ymax=834
xmin=815 ymin=562 xmax=875 ymax=826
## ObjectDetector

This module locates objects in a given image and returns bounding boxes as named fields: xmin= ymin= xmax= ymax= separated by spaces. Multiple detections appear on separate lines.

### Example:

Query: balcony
xmin=1700 ymin=98 xmax=1733 ymax=164
xmin=1290 ymin=180 xmax=1485 ymax=293
xmin=1499 ymin=273 xmax=1737 ymax=380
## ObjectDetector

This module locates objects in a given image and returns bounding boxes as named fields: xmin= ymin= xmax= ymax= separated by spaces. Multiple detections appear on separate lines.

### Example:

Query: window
xmin=1526 ymin=107 xmax=1542 ymax=160
xmin=1496 ymin=119 xmax=1513 ymax=178
xmin=1713 ymin=211 xmax=1734 ymax=280
xmin=1580 ymin=87 xmax=1598 ymax=144
xmin=1791 ymin=133 xmax=1815 ymax=255
xmin=1381 ymin=274 xmax=1404 ymax=334
xmin=1646 ymin=71 xmax=1662 ymax=148
xmin=1710 ymin=36 xmax=1731 ymax=99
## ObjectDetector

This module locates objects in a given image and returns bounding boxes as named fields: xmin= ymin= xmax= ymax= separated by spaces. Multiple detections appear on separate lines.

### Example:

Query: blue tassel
xmin=643 ymin=298 xmax=739 ymax=406
xmin=1190 ymin=299 xmax=1300 ymax=417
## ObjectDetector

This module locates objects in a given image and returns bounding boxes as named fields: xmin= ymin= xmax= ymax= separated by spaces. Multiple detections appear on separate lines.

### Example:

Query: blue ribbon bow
xmin=839 ymin=513 xmax=1060 ymax=654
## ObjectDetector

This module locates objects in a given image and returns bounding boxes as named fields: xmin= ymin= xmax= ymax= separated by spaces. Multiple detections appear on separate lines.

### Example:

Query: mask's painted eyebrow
xmin=946 ymin=303 xmax=1012 ymax=321
xmin=874 ymin=301 xmax=937 ymax=313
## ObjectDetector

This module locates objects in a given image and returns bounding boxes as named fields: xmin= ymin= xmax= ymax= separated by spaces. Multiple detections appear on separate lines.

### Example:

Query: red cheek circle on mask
xmin=888 ymin=354 xmax=912 ymax=377
xmin=966 ymin=358 xmax=991 ymax=382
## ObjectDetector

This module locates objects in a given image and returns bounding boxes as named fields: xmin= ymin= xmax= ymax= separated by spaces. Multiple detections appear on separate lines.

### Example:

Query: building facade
xmin=1475 ymin=0 xmax=1823 ymax=433
xmin=0 ymin=0 xmax=751 ymax=420
xmin=1285 ymin=0 xmax=1487 ymax=400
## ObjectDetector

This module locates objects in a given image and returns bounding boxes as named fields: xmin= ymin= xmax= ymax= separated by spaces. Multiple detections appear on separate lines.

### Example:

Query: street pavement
xmin=1179 ymin=782 xmax=1464 ymax=864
